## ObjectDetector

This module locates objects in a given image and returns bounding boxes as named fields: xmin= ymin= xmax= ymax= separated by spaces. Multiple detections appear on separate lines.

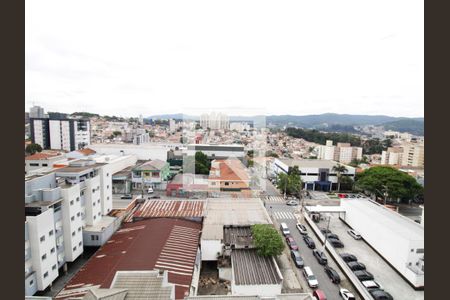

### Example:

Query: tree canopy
xmin=277 ymin=170 xmax=302 ymax=196
xmin=251 ymin=224 xmax=285 ymax=257
xmin=355 ymin=166 xmax=423 ymax=202
xmin=25 ymin=143 xmax=42 ymax=155
xmin=194 ymin=151 xmax=211 ymax=175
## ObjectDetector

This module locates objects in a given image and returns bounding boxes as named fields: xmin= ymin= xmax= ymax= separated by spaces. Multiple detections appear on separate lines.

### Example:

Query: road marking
xmin=273 ymin=211 xmax=296 ymax=220
xmin=266 ymin=196 xmax=285 ymax=203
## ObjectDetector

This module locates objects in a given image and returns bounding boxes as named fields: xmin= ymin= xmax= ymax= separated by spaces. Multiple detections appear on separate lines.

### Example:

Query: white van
xmin=280 ymin=223 xmax=290 ymax=236
xmin=303 ymin=266 xmax=319 ymax=288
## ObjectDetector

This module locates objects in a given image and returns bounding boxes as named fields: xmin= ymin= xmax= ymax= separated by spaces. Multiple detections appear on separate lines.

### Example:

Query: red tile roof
xmin=56 ymin=218 xmax=201 ymax=300
xmin=25 ymin=152 xmax=61 ymax=160
xmin=209 ymin=158 xmax=250 ymax=181
xmin=77 ymin=148 xmax=97 ymax=156
xmin=125 ymin=200 xmax=205 ymax=222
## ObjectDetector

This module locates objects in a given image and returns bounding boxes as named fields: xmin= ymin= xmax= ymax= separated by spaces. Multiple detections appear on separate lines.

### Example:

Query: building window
xmin=225 ymin=182 xmax=229 ymax=186
xmin=97 ymin=199 xmax=100 ymax=204
xmin=91 ymin=235 xmax=99 ymax=241
xmin=42 ymin=254 xmax=47 ymax=261
xmin=107 ymin=196 xmax=110 ymax=200
xmin=42 ymin=163 xmax=48 ymax=167
xmin=94 ymin=215 xmax=97 ymax=220
xmin=72 ymin=231 xmax=75 ymax=236
xmin=29 ymin=163 xmax=39 ymax=167
xmin=78 ymin=227 xmax=81 ymax=232
xmin=77 ymin=212 xmax=80 ymax=217
xmin=71 ymin=216 xmax=75 ymax=221
xmin=93 ymin=202 xmax=95 ymax=206
xmin=50 ymin=248 xmax=55 ymax=254
xmin=107 ymin=173 xmax=109 ymax=177
xmin=43 ymin=272 xmax=48 ymax=278
xmin=49 ymin=230 xmax=54 ymax=236
xmin=79 ymin=241 xmax=82 ymax=247
xmin=76 ymin=197 xmax=80 ymax=202
xmin=70 ymin=200 xmax=74 ymax=206
xmin=107 ymin=185 xmax=109 ymax=189
xmin=98 ymin=212 xmax=101 ymax=216
xmin=416 ymin=249 xmax=424 ymax=254
xmin=29 ymin=280 xmax=34 ymax=286
xmin=81 ymin=191 xmax=85 ymax=196
xmin=52 ymin=264 xmax=57 ymax=271
xmin=40 ymin=235 xmax=45 ymax=242
xmin=73 ymin=246 xmax=77 ymax=252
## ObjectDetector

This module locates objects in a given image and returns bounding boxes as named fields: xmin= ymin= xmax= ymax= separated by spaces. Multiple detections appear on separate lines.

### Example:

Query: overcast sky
xmin=25 ymin=0 xmax=423 ymax=118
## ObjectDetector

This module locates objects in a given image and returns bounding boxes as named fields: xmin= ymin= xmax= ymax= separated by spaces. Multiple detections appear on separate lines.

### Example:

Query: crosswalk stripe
xmin=273 ymin=211 xmax=296 ymax=220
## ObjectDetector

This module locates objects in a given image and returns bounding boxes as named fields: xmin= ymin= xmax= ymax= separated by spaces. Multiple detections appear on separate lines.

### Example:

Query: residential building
xmin=25 ymin=172 xmax=85 ymax=296
xmin=29 ymin=105 xmax=47 ymax=119
xmin=271 ymin=158 xmax=356 ymax=191
xmin=201 ymin=198 xmax=272 ymax=261
xmin=381 ymin=147 xmax=404 ymax=165
xmin=166 ymin=173 xmax=209 ymax=197
xmin=25 ymin=151 xmax=66 ymax=174
xmin=208 ymin=158 xmax=250 ymax=192
xmin=184 ymin=144 xmax=245 ymax=160
xmin=90 ymin=142 xmax=182 ymax=160
xmin=316 ymin=140 xmax=362 ymax=164
xmin=56 ymin=218 xmax=202 ymax=300
xmin=341 ymin=198 xmax=424 ymax=288
xmin=200 ymin=112 xmax=229 ymax=130
xmin=131 ymin=159 xmax=171 ymax=190
xmin=30 ymin=118 xmax=91 ymax=151
xmin=401 ymin=143 xmax=424 ymax=168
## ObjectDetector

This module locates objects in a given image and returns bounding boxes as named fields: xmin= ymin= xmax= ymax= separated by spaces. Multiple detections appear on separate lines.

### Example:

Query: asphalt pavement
xmin=267 ymin=202 xmax=359 ymax=300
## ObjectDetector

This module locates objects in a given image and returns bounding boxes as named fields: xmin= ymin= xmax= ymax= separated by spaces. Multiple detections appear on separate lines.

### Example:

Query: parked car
xmin=290 ymin=250 xmax=304 ymax=268
xmin=328 ymin=238 xmax=344 ymax=248
xmin=120 ymin=194 xmax=133 ymax=199
xmin=369 ymin=289 xmax=393 ymax=300
xmin=347 ymin=261 xmax=366 ymax=271
xmin=286 ymin=236 xmax=299 ymax=251
xmin=313 ymin=249 xmax=328 ymax=265
xmin=361 ymin=280 xmax=384 ymax=291
xmin=303 ymin=266 xmax=319 ymax=288
xmin=147 ymin=187 xmax=154 ymax=194
xmin=339 ymin=288 xmax=356 ymax=300
xmin=325 ymin=233 xmax=339 ymax=240
xmin=340 ymin=253 xmax=357 ymax=262
xmin=286 ymin=200 xmax=299 ymax=206
xmin=320 ymin=228 xmax=332 ymax=234
xmin=324 ymin=266 xmax=341 ymax=284
xmin=296 ymin=223 xmax=308 ymax=235
xmin=338 ymin=193 xmax=346 ymax=198
xmin=312 ymin=289 xmax=327 ymax=300
xmin=280 ymin=223 xmax=290 ymax=236
xmin=347 ymin=229 xmax=362 ymax=240
xmin=354 ymin=270 xmax=374 ymax=281
xmin=148 ymin=195 xmax=161 ymax=199
xmin=348 ymin=194 xmax=356 ymax=198
xmin=303 ymin=235 xmax=316 ymax=249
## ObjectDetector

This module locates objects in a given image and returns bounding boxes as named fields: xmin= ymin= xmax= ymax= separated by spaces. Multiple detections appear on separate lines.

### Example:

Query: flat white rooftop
xmin=341 ymin=199 xmax=424 ymax=241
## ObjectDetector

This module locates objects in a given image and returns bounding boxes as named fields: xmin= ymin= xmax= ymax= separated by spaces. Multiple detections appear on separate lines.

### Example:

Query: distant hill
xmin=147 ymin=112 xmax=423 ymax=135
xmin=381 ymin=119 xmax=424 ymax=136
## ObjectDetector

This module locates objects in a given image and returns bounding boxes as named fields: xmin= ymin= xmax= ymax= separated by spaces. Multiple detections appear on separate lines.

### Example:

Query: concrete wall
xmin=341 ymin=200 xmax=424 ymax=288
xmin=200 ymin=240 xmax=222 ymax=261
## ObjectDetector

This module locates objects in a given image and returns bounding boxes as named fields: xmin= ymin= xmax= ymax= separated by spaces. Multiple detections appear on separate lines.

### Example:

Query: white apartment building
xmin=30 ymin=118 xmax=91 ymax=151
xmin=184 ymin=144 xmax=245 ymax=160
xmin=29 ymin=105 xmax=47 ymax=119
xmin=200 ymin=112 xmax=230 ymax=130
xmin=25 ymin=152 xmax=66 ymax=174
xmin=316 ymin=140 xmax=362 ymax=164
xmin=25 ymin=155 xmax=135 ymax=296
xmin=381 ymin=147 xmax=404 ymax=165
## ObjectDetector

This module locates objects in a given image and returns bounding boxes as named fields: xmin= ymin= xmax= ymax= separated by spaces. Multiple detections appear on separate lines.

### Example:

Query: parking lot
xmin=268 ymin=203 xmax=360 ymax=300
xmin=316 ymin=215 xmax=424 ymax=300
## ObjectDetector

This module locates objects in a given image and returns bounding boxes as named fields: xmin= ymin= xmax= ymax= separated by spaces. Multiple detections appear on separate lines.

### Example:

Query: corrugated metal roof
xmin=231 ymin=249 xmax=282 ymax=285
xmin=56 ymin=218 xmax=201 ymax=300
xmin=125 ymin=200 xmax=205 ymax=222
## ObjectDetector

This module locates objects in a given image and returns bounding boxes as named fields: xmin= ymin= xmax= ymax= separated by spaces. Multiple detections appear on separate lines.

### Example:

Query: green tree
xmin=251 ymin=224 xmax=285 ymax=257
xmin=276 ymin=171 xmax=302 ymax=197
xmin=194 ymin=151 xmax=211 ymax=175
xmin=332 ymin=164 xmax=348 ymax=192
xmin=112 ymin=131 xmax=122 ymax=137
xmin=355 ymin=166 xmax=423 ymax=203
xmin=25 ymin=143 xmax=42 ymax=155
